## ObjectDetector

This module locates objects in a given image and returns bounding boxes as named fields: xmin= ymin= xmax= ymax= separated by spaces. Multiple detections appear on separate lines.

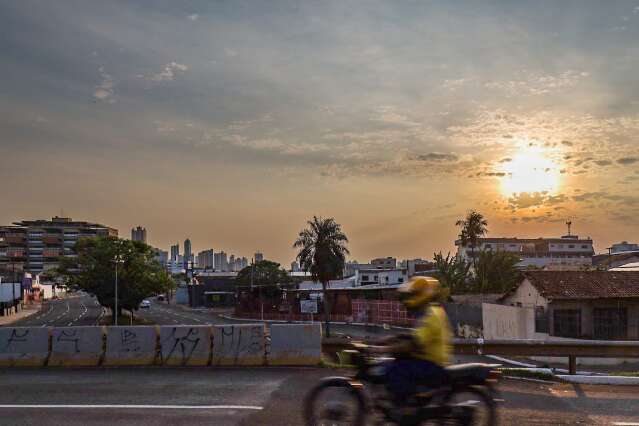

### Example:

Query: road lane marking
xmin=0 ymin=404 xmax=263 ymax=410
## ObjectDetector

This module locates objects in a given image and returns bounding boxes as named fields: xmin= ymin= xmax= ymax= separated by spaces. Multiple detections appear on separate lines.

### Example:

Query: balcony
xmin=42 ymin=236 xmax=62 ymax=245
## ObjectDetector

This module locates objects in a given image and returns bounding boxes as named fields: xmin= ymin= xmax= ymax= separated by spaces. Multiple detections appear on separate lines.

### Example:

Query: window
xmin=581 ymin=245 xmax=589 ymax=249
xmin=594 ymin=308 xmax=627 ymax=340
xmin=361 ymin=275 xmax=369 ymax=281
xmin=485 ymin=244 xmax=492 ymax=248
xmin=553 ymin=309 xmax=581 ymax=338
xmin=398 ymin=278 xmax=404 ymax=283
xmin=568 ymin=245 xmax=575 ymax=249
xmin=535 ymin=307 xmax=548 ymax=333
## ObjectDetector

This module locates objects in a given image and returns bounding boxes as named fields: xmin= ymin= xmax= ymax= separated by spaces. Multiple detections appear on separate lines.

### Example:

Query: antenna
xmin=566 ymin=220 xmax=572 ymax=236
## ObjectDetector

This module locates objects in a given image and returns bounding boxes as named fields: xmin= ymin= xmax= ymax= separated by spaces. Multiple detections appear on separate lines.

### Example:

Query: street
xmin=9 ymin=294 xmax=104 ymax=327
xmin=0 ymin=367 xmax=637 ymax=425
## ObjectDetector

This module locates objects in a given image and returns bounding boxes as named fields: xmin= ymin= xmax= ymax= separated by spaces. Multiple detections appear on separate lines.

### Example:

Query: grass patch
xmin=499 ymin=368 xmax=555 ymax=381
xmin=609 ymin=371 xmax=639 ymax=377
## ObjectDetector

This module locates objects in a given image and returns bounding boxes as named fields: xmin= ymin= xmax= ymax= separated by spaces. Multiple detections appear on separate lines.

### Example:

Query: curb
xmin=556 ymin=375 xmax=639 ymax=385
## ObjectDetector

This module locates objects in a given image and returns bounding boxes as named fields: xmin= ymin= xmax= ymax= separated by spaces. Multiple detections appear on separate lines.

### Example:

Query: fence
xmin=0 ymin=323 xmax=322 ymax=367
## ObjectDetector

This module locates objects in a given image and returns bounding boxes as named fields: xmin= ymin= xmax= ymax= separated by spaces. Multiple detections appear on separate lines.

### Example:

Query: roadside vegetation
xmin=55 ymin=236 xmax=175 ymax=324
xmin=293 ymin=216 xmax=349 ymax=338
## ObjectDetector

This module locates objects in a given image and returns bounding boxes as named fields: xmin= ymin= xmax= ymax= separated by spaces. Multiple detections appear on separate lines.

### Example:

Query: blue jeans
xmin=384 ymin=359 xmax=446 ymax=402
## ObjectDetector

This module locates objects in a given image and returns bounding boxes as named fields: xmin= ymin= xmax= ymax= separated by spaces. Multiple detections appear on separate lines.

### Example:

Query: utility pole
xmin=114 ymin=257 xmax=119 ymax=326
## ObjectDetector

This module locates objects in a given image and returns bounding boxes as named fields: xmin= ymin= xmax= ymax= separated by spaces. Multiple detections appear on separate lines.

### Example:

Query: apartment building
xmin=455 ymin=234 xmax=594 ymax=270
xmin=0 ymin=216 xmax=117 ymax=274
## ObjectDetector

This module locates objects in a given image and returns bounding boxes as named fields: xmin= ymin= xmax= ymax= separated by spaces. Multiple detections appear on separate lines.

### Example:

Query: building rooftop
xmin=456 ymin=236 xmax=593 ymax=245
xmin=511 ymin=271 xmax=639 ymax=300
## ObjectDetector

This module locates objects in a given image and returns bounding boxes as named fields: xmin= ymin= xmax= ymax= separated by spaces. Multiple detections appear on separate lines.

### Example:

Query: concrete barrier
xmin=160 ymin=326 xmax=211 ymax=366
xmin=104 ymin=326 xmax=158 ymax=366
xmin=0 ymin=327 xmax=50 ymax=367
xmin=49 ymin=327 xmax=104 ymax=366
xmin=212 ymin=324 xmax=265 ymax=366
xmin=268 ymin=324 xmax=322 ymax=366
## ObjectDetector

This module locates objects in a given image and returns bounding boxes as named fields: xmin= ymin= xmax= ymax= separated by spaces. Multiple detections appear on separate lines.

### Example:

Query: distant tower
xmin=170 ymin=243 xmax=180 ymax=263
xmin=255 ymin=252 xmax=264 ymax=263
xmin=184 ymin=238 xmax=192 ymax=267
xmin=566 ymin=220 xmax=572 ymax=236
xmin=131 ymin=226 xmax=147 ymax=243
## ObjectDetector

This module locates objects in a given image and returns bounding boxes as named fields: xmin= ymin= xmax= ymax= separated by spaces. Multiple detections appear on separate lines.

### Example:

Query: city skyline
xmin=1 ymin=1 xmax=638 ymax=265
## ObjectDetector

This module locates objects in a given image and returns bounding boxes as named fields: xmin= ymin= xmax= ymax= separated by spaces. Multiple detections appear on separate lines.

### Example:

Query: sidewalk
xmin=0 ymin=303 xmax=42 ymax=326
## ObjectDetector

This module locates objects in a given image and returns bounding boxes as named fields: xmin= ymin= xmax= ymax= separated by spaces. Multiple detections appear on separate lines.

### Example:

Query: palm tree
xmin=293 ymin=216 xmax=349 ymax=337
xmin=456 ymin=210 xmax=488 ymax=271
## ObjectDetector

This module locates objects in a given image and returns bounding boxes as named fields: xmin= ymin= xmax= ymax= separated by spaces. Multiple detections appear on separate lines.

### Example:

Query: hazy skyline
xmin=2 ymin=1 xmax=638 ymax=264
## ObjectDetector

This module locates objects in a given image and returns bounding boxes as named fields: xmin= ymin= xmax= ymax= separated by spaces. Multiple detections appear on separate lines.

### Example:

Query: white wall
xmin=502 ymin=279 xmax=548 ymax=309
xmin=0 ymin=283 xmax=22 ymax=303
xmin=482 ymin=303 xmax=534 ymax=339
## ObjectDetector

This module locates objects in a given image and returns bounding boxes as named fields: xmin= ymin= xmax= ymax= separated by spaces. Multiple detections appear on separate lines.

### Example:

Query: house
xmin=501 ymin=271 xmax=639 ymax=340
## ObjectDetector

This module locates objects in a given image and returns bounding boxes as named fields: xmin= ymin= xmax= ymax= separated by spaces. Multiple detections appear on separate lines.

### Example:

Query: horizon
xmin=2 ymin=1 xmax=638 ymax=265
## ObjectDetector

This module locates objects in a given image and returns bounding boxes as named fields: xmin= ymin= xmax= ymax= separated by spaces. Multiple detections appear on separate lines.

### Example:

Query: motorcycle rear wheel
xmin=303 ymin=380 xmax=367 ymax=426
xmin=433 ymin=386 xmax=497 ymax=426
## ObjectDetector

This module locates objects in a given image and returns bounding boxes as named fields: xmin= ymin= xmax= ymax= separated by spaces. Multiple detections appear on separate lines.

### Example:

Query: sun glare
xmin=499 ymin=147 xmax=562 ymax=197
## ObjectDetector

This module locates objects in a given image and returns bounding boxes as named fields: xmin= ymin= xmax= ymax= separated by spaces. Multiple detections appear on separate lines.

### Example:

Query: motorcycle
xmin=303 ymin=344 xmax=501 ymax=426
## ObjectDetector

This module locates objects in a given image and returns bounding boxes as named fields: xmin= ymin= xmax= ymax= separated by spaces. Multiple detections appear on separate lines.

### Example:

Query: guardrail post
xmin=568 ymin=355 xmax=576 ymax=375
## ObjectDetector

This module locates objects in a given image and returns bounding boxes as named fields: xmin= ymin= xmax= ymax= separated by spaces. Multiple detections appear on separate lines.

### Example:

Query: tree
xmin=433 ymin=252 xmax=471 ymax=294
xmin=456 ymin=211 xmax=488 ymax=271
xmin=293 ymin=216 xmax=349 ymax=337
xmin=57 ymin=236 xmax=169 ymax=323
xmin=472 ymin=250 xmax=522 ymax=294
xmin=236 ymin=260 xmax=291 ymax=297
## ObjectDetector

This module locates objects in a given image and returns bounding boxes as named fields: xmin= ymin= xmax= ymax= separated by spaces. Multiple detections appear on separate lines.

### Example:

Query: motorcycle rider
xmin=367 ymin=276 xmax=452 ymax=423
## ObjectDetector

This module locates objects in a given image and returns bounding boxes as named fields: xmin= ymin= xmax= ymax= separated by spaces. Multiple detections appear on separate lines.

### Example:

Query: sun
xmin=499 ymin=147 xmax=562 ymax=197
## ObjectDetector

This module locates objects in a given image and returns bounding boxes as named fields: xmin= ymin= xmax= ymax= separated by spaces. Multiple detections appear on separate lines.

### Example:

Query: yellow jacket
xmin=412 ymin=304 xmax=452 ymax=366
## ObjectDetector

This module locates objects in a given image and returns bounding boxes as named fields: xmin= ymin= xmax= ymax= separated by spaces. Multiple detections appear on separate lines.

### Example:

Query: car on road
xmin=140 ymin=300 xmax=151 ymax=309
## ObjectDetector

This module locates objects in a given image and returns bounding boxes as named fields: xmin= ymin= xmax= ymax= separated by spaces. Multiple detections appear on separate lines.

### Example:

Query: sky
xmin=1 ymin=1 xmax=638 ymax=265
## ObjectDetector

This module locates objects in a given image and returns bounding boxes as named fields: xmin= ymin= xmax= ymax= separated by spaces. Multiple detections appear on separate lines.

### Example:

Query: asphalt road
xmin=0 ymin=367 xmax=637 ymax=425
xmin=7 ymin=293 xmax=104 ymax=327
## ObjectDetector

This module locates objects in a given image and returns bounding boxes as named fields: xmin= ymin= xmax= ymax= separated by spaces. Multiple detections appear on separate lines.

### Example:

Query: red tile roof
xmin=523 ymin=271 xmax=639 ymax=300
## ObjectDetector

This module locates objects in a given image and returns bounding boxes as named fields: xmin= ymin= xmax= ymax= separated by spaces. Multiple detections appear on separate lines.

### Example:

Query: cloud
xmin=498 ymin=157 xmax=512 ymax=163
xmin=484 ymin=70 xmax=589 ymax=97
xmin=594 ymin=160 xmax=612 ymax=166
xmin=93 ymin=67 xmax=115 ymax=103
xmin=442 ymin=78 xmax=471 ymax=91
xmin=617 ymin=157 xmax=639 ymax=165
xmin=507 ymin=192 xmax=567 ymax=210
xmin=416 ymin=152 xmax=459 ymax=162
xmin=187 ymin=14 xmax=199 ymax=21
xmin=146 ymin=62 xmax=188 ymax=82
xmin=561 ymin=140 xmax=573 ymax=146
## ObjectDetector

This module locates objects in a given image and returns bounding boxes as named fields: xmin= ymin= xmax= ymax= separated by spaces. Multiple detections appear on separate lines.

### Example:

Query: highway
xmin=8 ymin=293 xmax=104 ymax=327
xmin=0 ymin=367 xmax=637 ymax=425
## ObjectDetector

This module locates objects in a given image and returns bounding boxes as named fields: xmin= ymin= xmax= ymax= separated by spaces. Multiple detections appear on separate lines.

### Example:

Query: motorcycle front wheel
xmin=303 ymin=380 xmax=367 ymax=426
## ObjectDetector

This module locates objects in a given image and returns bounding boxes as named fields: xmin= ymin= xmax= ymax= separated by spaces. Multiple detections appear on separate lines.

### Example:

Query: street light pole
xmin=114 ymin=257 xmax=119 ymax=326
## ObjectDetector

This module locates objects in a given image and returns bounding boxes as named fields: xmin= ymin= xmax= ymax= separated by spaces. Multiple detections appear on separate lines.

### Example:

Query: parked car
xmin=140 ymin=300 xmax=151 ymax=309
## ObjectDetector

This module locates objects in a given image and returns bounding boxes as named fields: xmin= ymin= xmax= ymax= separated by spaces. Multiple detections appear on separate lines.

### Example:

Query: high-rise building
xmin=214 ymin=251 xmax=228 ymax=271
xmin=154 ymin=249 xmax=169 ymax=268
xmin=170 ymin=244 xmax=180 ymax=262
xmin=0 ymin=216 xmax=118 ymax=274
xmin=197 ymin=249 xmax=214 ymax=270
xmin=291 ymin=261 xmax=300 ymax=272
xmin=131 ymin=226 xmax=147 ymax=243
xmin=184 ymin=239 xmax=192 ymax=261
xmin=255 ymin=252 xmax=264 ymax=263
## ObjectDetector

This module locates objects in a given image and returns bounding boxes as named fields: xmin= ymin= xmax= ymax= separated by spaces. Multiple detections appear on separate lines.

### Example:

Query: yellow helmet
xmin=397 ymin=276 xmax=442 ymax=309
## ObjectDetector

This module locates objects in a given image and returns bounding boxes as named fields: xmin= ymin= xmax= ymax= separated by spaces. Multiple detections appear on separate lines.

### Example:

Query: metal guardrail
xmin=322 ymin=337 xmax=639 ymax=375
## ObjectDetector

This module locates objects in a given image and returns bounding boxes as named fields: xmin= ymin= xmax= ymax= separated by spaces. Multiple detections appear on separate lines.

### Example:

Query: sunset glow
xmin=500 ymin=148 xmax=562 ymax=197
